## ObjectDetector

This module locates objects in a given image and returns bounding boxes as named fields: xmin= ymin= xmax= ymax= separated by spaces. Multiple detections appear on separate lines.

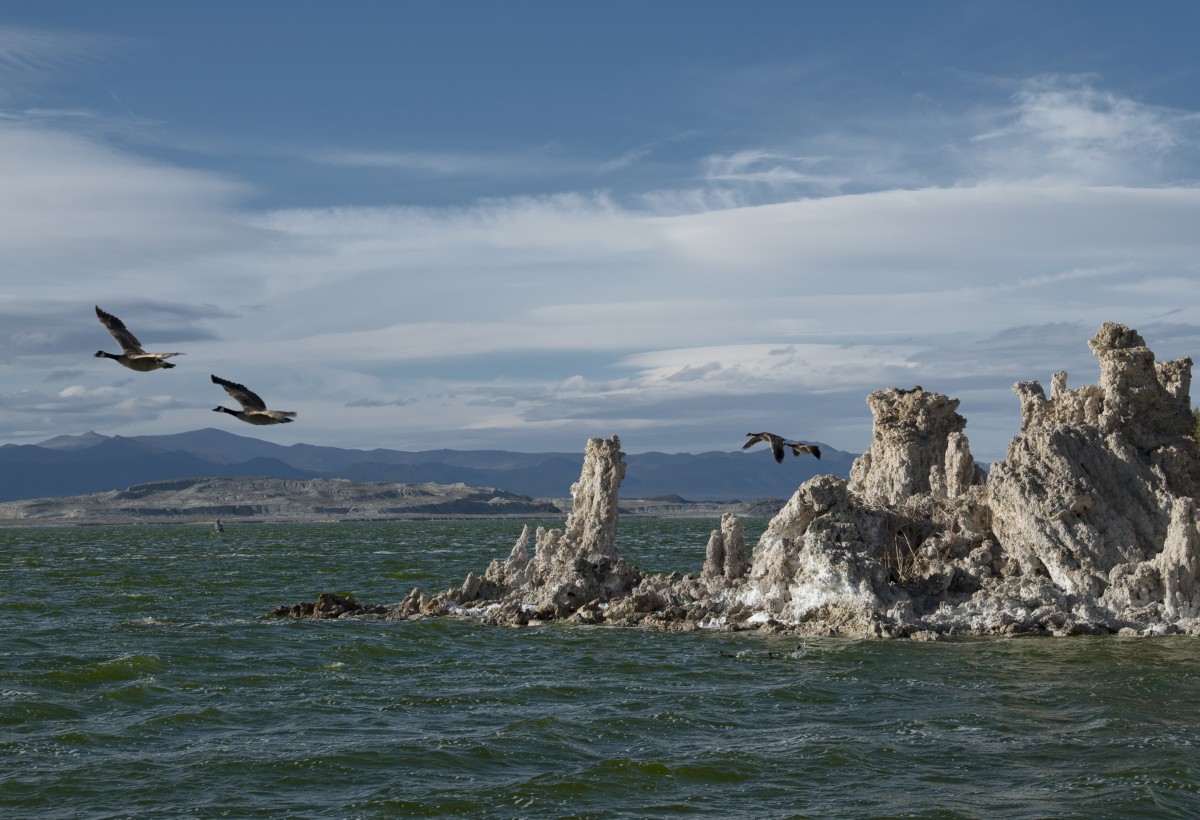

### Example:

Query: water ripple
xmin=1 ymin=520 xmax=1198 ymax=818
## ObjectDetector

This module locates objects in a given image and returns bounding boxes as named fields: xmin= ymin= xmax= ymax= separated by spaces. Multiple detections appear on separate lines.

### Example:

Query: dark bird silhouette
xmin=742 ymin=432 xmax=789 ymax=463
xmin=785 ymin=441 xmax=821 ymax=460
xmin=743 ymin=432 xmax=821 ymax=463
xmin=211 ymin=374 xmax=296 ymax=425
xmin=94 ymin=306 xmax=183 ymax=371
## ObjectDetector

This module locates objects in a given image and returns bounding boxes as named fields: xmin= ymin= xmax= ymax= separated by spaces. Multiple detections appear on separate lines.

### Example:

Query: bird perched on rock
xmin=211 ymin=374 xmax=296 ymax=424
xmin=743 ymin=432 xmax=821 ymax=463
xmin=94 ymin=306 xmax=184 ymax=371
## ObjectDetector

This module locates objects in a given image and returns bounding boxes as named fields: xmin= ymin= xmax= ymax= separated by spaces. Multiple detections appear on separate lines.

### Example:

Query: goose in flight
xmin=742 ymin=432 xmax=821 ymax=463
xmin=94 ymin=306 xmax=183 ymax=371
xmin=211 ymin=374 xmax=296 ymax=425
xmin=742 ymin=432 xmax=789 ymax=463
xmin=786 ymin=441 xmax=821 ymax=460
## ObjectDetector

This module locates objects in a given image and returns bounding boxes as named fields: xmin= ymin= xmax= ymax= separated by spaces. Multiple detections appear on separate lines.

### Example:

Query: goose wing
xmin=742 ymin=432 xmax=769 ymax=450
xmin=743 ymin=432 xmax=787 ymax=462
xmin=211 ymin=374 xmax=267 ymax=411
xmin=95 ymin=306 xmax=145 ymax=354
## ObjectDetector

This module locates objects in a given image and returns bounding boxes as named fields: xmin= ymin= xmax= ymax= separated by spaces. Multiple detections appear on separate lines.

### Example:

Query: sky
xmin=1 ymin=1 xmax=1199 ymax=463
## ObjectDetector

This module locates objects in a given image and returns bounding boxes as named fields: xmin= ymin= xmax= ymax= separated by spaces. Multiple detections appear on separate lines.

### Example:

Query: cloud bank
xmin=0 ymin=61 xmax=1197 ymax=462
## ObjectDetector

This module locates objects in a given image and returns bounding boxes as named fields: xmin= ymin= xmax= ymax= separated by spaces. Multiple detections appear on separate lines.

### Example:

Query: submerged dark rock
xmin=269 ymin=592 xmax=389 ymax=619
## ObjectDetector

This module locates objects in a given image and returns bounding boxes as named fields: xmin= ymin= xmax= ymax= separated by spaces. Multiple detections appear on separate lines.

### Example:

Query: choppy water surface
xmin=3 ymin=520 xmax=1198 ymax=818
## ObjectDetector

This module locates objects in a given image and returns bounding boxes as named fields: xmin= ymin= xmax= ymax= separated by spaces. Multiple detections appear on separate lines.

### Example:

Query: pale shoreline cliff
xmin=277 ymin=322 xmax=1200 ymax=638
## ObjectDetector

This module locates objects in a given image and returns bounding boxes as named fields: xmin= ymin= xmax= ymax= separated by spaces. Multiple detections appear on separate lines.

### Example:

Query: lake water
xmin=3 ymin=519 xmax=1199 ymax=818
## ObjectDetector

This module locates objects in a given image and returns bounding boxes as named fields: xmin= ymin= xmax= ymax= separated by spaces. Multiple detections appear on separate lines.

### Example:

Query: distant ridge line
xmin=0 ymin=428 xmax=856 ymax=503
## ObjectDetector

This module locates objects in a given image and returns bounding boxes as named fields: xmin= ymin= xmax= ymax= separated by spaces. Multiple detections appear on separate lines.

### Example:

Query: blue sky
xmin=1 ymin=2 xmax=1199 ymax=462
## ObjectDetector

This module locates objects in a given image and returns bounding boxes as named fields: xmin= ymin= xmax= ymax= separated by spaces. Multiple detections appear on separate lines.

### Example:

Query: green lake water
xmin=2 ymin=519 xmax=1198 ymax=818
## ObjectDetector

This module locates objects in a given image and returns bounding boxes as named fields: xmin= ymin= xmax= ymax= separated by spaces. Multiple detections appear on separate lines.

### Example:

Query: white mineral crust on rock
xmin=472 ymin=436 xmax=640 ymax=621
xmin=702 ymin=512 xmax=749 ymax=584
xmin=988 ymin=323 xmax=1200 ymax=629
xmin=377 ymin=322 xmax=1200 ymax=638
xmin=735 ymin=386 xmax=991 ymax=636
xmin=735 ymin=322 xmax=1200 ymax=636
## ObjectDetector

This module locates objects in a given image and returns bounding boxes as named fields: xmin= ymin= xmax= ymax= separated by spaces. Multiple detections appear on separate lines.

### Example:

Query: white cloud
xmin=969 ymin=75 xmax=1200 ymax=184
xmin=703 ymin=149 xmax=849 ymax=193
xmin=201 ymin=178 xmax=1198 ymax=458
xmin=0 ymin=25 xmax=123 ymax=100
xmin=298 ymin=146 xmax=586 ymax=178
xmin=619 ymin=344 xmax=924 ymax=393
xmin=0 ymin=71 xmax=1197 ymax=463
xmin=0 ymin=122 xmax=262 ymax=293
xmin=595 ymin=132 xmax=701 ymax=175
xmin=344 ymin=397 xmax=416 ymax=408
xmin=694 ymin=75 xmax=1200 ymax=198
xmin=58 ymin=384 xmax=121 ymax=399
xmin=596 ymin=144 xmax=657 ymax=174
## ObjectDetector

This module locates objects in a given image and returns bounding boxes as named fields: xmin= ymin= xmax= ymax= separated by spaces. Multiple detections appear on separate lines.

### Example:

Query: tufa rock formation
xmin=702 ymin=512 xmax=749 ymax=584
xmin=271 ymin=323 xmax=1200 ymax=637
xmin=987 ymin=323 xmax=1200 ymax=628
xmin=731 ymin=386 xmax=994 ymax=637
xmin=455 ymin=436 xmax=641 ymax=624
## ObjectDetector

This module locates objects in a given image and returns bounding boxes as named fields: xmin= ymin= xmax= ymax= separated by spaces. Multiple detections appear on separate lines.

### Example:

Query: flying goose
xmin=211 ymin=374 xmax=296 ymax=425
xmin=785 ymin=441 xmax=821 ymax=460
xmin=742 ymin=432 xmax=821 ymax=463
xmin=742 ymin=432 xmax=789 ymax=463
xmin=94 ymin=306 xmax=184 ymax=371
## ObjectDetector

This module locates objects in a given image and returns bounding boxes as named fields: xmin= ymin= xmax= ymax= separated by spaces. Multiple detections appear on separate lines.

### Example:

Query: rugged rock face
xmin=849 ymin=387 xmax=986 ymax=504
xmin=989 ymin=324 xmax=1200 ymax=625
xmin=460 ymin=436 xmax=642 ymax=621
xmin=273 ymin=323 xmax=1200 ymax=638
xmin=702 ymin=512 xmax=749 ymax=583
xmin=734 ymin=322 xmax=1198 ymax=637
xmin=736 ymin=387 xmax=994 ymax=637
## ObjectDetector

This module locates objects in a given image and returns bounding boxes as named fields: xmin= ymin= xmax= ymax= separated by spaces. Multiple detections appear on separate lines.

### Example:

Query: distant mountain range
xmin=0 ymin=428 xmax=856 ymax=503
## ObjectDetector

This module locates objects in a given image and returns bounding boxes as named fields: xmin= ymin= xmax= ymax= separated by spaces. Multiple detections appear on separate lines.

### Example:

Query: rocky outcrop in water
xmin=274 ymin=323 xmax=1200 ymax=637
xmin=460 ymin=436 xmax=642 ymax=624
xmin=702 ymin=513 xmax=749 ymax=584
xmin=985 ymin=324 xmax=1200 ymax=632
xmin=717 ymin=323 xmax=1198 ymax=637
